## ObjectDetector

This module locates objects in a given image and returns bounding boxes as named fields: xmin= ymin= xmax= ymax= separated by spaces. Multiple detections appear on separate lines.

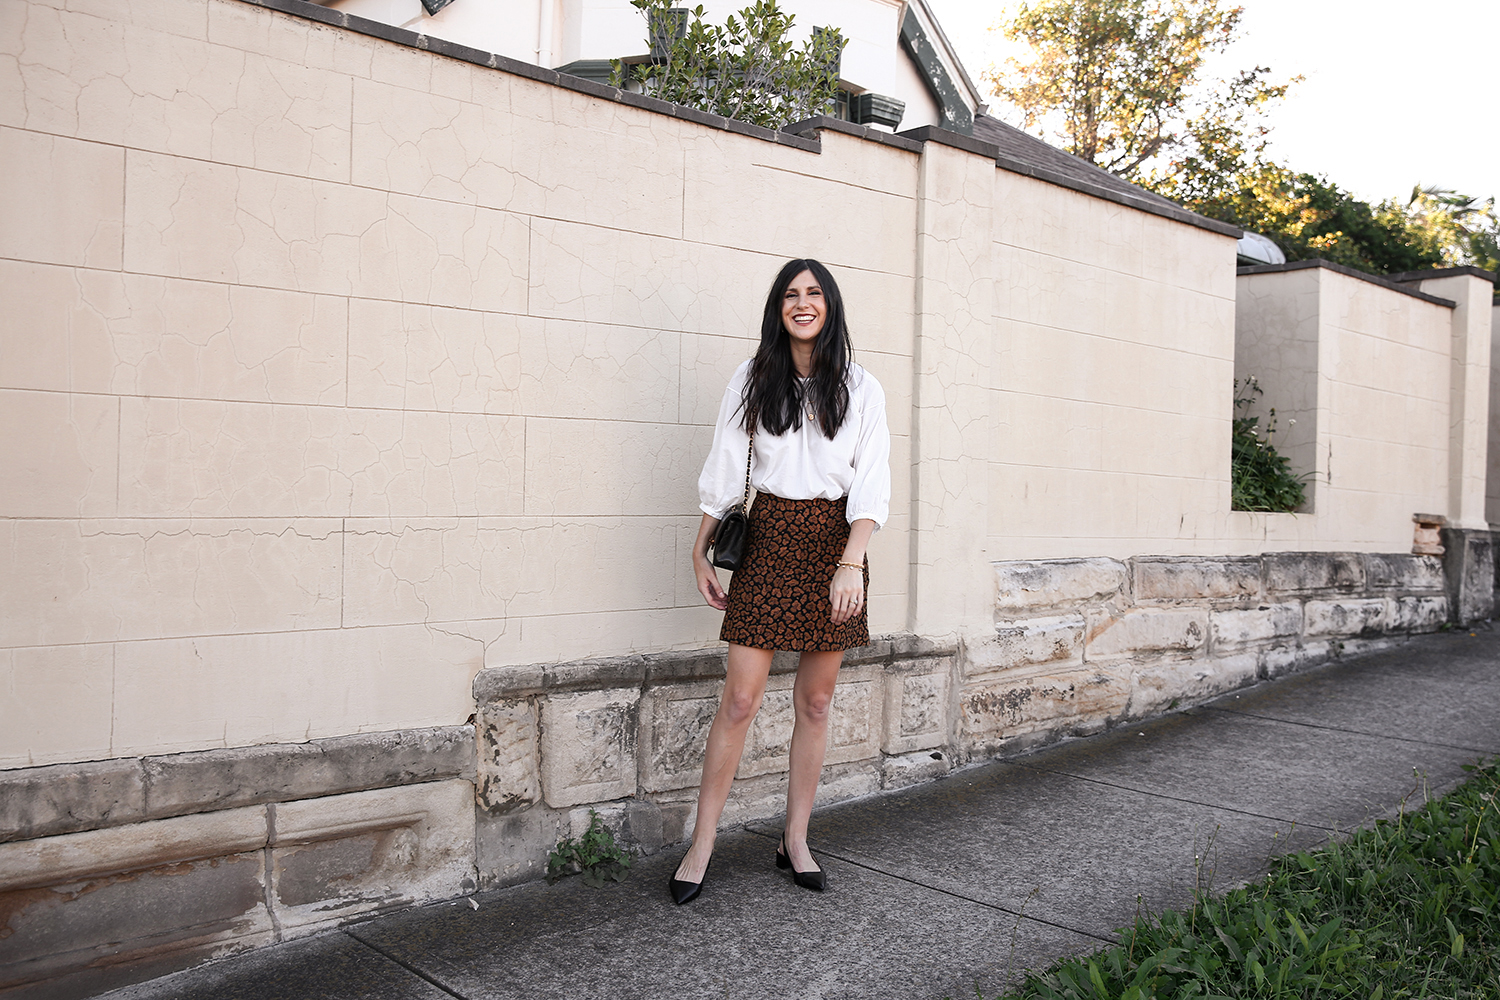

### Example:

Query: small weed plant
xmin=990 ymin=758 xmax=1500 ymax=999
xmin=1232 ymin=377 xmax=1307 ymax=513
xmin=546 ymin=809 xmax=633 ymax=887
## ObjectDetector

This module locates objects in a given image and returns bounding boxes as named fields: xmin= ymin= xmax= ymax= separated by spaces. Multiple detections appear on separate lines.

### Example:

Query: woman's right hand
xmin=693 ymin=513 xmax=729 ymax=610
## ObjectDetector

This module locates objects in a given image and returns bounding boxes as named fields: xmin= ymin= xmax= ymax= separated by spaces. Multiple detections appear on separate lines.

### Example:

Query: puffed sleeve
xmin=845 ymin=371 xmax=891 ymax=527
xmin=697 ymin=362 xmax=754 ymax=519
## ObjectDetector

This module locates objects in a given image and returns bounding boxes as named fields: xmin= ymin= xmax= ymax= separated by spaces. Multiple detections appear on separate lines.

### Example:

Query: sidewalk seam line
xmin=1205 ymin=706 xmax=1500 ymax=754
xmin=1010 ymin=762 xmax=1341 ymax=831
xmin=343 ymin=929 xmax=469 ymax=999
xmin=742 ymin=829 xmax=1119 ymax=946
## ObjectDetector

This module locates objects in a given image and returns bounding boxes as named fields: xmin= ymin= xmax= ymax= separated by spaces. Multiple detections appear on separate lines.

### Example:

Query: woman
xmin=669 ymin=258 xmax=891 ymax=904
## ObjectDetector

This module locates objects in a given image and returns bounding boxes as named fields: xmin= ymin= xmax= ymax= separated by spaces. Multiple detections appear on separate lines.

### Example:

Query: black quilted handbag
xmin=710 ymin=430 xmax=754 ymax=571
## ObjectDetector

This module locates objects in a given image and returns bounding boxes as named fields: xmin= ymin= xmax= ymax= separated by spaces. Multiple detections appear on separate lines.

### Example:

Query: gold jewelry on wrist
xmin=837 ymin=560 xmax=863 ymax=571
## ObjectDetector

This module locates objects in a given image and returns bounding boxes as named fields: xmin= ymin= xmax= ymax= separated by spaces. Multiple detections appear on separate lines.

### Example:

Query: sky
xmin=925 ymin=0 xmax=1499 ymax=205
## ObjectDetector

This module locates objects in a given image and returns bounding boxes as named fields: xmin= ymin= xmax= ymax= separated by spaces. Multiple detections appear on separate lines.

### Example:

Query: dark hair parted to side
xmin=742 ymin=258 xmax=853 ymax=438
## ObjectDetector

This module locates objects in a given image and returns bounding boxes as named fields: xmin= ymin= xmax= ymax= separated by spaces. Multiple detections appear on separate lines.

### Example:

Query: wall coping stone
xmin=473 ymin=633 xmax=955 ymax=702
xmin=898 ymin=124 xmax=1003 ymax=159
xmin=0 ymin=726 xmax=474 ymax=844
xmin=989 ymin=151 xmax=1242 ymax=239
xmin=233 ymin=0 xmax=1236 ymax=239
xmin=1237 ymin=259 xmax=1457 ymax=307
xmin=783 ymin=115 xmax=925 ymax=154
xmin=1388 ymin=265 xmax=1498 ymax=285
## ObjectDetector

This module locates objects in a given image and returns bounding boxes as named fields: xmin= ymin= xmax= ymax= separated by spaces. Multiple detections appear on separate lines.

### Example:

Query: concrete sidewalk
xmin=102 ymin=630 xmax=1500 ymax=1000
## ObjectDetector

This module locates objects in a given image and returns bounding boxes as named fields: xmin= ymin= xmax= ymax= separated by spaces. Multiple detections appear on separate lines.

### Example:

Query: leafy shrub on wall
xmin=1232 ymin=377 xmax=1307 ymax=512
xmin=612 ymin=0 xmax=845 ymax=129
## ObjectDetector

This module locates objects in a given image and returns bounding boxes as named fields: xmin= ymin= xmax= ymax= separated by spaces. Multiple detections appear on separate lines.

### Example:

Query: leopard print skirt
xmin=719 ymin=493 xmax=870 ymax=652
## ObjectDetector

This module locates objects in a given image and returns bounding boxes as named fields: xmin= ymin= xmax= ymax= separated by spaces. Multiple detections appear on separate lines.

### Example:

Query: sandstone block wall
xmin=470 ymin=637 xmax=955 ymax=886
xmin=960 ymin=551 xmax=1448 ymax=758
xmin=1232 ymin=264 xmax=1457 ymax=549
xmin=462 ymin=550 xmax=1448 ymax=885
xmin=0 ymin=727 xmax=476 ymax=997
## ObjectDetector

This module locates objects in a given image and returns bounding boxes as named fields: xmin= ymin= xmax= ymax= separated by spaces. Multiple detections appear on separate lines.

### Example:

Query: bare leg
xmin=674 ymin=643 xmax=774 ymax=882
xmin=782 ymin=649 xmax=843 ymax=871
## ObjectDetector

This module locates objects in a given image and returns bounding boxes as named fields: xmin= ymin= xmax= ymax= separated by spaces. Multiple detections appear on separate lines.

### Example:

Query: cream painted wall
xmin=0 ymin=0 xmax=1484 ymax=772
xmin=1229 ymin=267 xmax=1452 ymax=552
xmin=0 ymin=0 xmax=921 ymax=768
xmin=987 ymin=173 xmax=1239 ymax=560
xmin=1411 ymin=273 xmax=1494 ymax=531
xmin=1490 ymin=302 xmax=1500 ymax=526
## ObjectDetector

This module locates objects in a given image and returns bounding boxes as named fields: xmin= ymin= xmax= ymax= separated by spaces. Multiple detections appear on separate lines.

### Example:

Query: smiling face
xmin=780 ymin=269 xmax=826 ymax=348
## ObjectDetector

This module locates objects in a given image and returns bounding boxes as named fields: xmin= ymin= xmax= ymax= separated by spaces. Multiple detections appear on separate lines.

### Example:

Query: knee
xmin=720 ymin=687 xmax=761 ymax=726
xmin=796 ymin=690 xmax=833 ymax=723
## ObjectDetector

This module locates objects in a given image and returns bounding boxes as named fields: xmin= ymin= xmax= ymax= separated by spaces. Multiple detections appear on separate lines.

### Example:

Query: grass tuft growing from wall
xmin=993 ymin=759 xmax=1499 ymax=999
xmin=1231 ymin=377 xmax=1307 ymax=513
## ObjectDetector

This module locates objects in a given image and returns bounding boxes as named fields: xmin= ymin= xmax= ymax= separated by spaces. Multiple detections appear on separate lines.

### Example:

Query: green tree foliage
xmin=611 ymin=0 xmax=844 ymax=130
xmin=1402 ymin=186 xmax=1500 ymax=274
xmin=987 ymin=0 xmax=1498 ymax=290
xmin=1161 ymin=166 xmax=1499 ymax=280
xmin=1163 ymin=163 xmax=1447 ymax=274
xmin=985 ymin=0 xmax=1295 ymax=181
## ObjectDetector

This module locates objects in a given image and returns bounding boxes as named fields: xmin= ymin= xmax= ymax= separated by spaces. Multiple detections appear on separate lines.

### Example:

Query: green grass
xmin=993 ymin=759 xmax=1500 ymax=999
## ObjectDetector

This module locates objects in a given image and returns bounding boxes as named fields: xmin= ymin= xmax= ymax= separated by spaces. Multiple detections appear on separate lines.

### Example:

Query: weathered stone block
xmin=880 ymin=750 xmax=951 ymax=790
xmin=561 ymin=799 xmax=662 ymax=857
xmin=640 ymin=680 xmax=719 ymax=793
xmin=1086 ymin=608 xmax=1208 ymax=658
xmin=1441 ymin=527 xmax=1495 ymax=625
xmin=740 ymin=685 xmax=795 ymax=778
xmin=1210 ymin=604 xmax=1302 ymax=649
xmin=0 ymin=727 xmax=480 ymax=844
xmin=539 ymin=686 xmax=641 ymax=808
xmin=476 ymin=701 xmax=539 ymax=814
xmin=1131 ymin=556 xmax=1261 ymax=602
xmin=994 ymin=558 xmax=1126 ymax=613
xmin=1303 ymin=599 xmax=1387 ymax=637
xmin=827 ymin=678 xmax=882 ymax=766
xmin=881 ymin=666 xmax=950 ymax=754
xmin=271 ymin=779 xmax=477 ymax=933
xmin=812 ymin=759 xmax=883 ymax=807
xmin=1361 ymin=553 xmax=1445 ymax=592
xmin=1264 ymin=552 xmax=1364 ymax=594
xmin=141 ymin=726 xmax=477 ymax=822
xmin=1260 ymin=644 xmax=1300 ymax=678
xmin=1129 ymin=655 xmax=1257 ymax=718
xmin=0 ymin=806 xmax=273 ymax=994
xmin=0 ymin=758 xmax=146 ymax=843
xmin=1389 ymin=595 xmax=1448 ymax=633
xmin=0 ymin=850 xmax=272 ymax=993
xmin=969 ymin=615 xmax=1085 ymax=677
xmin=959 ymin=668 xmax=1131 ymax=741
xmin=0 ymin=807 xmax=269 ymax=891
xmin=474 ymin=803 xmax=566 ymax=888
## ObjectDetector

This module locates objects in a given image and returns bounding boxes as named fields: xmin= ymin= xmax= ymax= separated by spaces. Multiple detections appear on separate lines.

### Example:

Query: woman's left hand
xmin=830 ymin=564 xmax=864 ymax=624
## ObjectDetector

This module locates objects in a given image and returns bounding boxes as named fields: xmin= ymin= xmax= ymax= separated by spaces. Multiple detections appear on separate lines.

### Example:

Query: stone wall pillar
xmin=1488 ymin=298 xmax=1500 ymax=525
xmin=1398 ymin=268 xmax=1497 ymax=623
xmin=904 ymin=131 xmax=996 ymax=637
xmin=1440 ymin=526 xmax=1495 ymax=625
xmin=1400 ymin=270 xmax=1495 ymax=530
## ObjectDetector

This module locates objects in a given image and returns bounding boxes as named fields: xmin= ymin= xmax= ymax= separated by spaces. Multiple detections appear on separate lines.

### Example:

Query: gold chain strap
xmin=738 ymin=428 xmax=755 ymax=512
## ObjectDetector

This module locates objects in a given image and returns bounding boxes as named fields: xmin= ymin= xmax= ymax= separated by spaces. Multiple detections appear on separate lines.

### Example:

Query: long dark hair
xmin=742 ymin=258 xmax=853 ymax=437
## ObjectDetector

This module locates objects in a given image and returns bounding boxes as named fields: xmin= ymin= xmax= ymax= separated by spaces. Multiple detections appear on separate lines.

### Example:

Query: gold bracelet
xmin=837 ymin=560 xmax=863 ymax=571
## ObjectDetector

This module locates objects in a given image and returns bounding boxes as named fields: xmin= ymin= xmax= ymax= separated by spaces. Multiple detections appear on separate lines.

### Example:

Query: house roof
xmin=971 ymin=113 xmax=1239 ymax=238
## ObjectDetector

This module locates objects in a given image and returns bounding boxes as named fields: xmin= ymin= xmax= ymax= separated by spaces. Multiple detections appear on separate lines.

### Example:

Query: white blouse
xmin=698 ymin=360 xmax=891 ymax=527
